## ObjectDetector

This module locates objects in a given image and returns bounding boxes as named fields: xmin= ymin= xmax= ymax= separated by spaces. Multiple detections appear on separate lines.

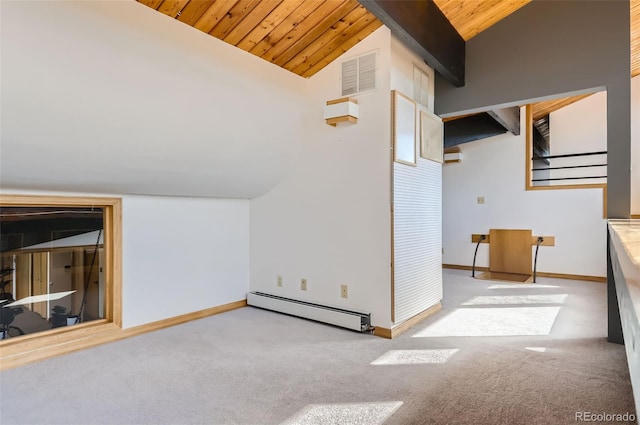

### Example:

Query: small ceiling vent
xmin=341 ymin=51 xmax=377 ymax=96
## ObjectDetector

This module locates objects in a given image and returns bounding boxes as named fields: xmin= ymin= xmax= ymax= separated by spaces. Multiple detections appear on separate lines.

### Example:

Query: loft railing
xmin=531 ymin=150 xmax=606 ymax=185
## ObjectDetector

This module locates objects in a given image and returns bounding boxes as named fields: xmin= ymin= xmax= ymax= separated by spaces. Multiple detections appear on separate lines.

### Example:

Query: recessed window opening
xmin=0 ymin=206 xmax=105 ymax=339
xmin=0 ymin=195 xmax=121 ymax=350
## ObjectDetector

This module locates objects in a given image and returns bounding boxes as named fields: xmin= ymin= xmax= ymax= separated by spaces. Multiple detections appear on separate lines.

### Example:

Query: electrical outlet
xmin=301 ymin=278 xmax=307 ymax=291
xmin=477 ymin=196 xmax=485 ymax=205
xmin=340 ymin=284 xmax=348 ymax=299
xmin=277 ymin=275 xmax=283 ymax=287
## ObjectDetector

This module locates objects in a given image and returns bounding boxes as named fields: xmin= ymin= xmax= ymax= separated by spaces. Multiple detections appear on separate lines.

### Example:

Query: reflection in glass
xmin=0 ymin=207 xmax=104 ymax=339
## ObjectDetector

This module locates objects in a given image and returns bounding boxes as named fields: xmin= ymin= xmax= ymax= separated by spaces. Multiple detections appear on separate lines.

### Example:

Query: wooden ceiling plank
xmin=266 ymin=0 xmax=357 ymax=66
xmin=223 ymin=0 xmax=284 ymax=46
xmin=193 ymin=1 xmax=239 ymax=34
xmin=139 ymin=0 xmax=635 ymax=79
xmin=248 ymin=0 xmax=324 ymax=57
xmin=235 ymin=0 xmax=303 ymax=51
xmin=284 ymin=6 xmax=368 ymax=72
xmin=434 ymin=0 xmax=532 ymax=41
xmin=288 ymin=9 xmax=376 ymax=75
xmin=209 ymin=0 xmax=263 ymax=40
xmin=157 ymin=0 xmax=190 ymax=18
xmin=301 ymin=19 xmax=382 ymax=78
xmin=177 ymin=0 xmax=217 ymax=26
xmin=138 ymin=0 xmax=164 ymax=10
xmin=531 ymin=94 xmax=591 ymax=121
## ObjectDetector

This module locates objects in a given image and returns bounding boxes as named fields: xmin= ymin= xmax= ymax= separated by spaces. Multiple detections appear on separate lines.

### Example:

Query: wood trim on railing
xmin=525 ymin=104 xmax=533 ymax=190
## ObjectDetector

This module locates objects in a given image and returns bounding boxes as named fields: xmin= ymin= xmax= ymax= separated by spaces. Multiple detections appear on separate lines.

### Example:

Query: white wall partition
xmin=393 ymin=159 xmax=442 ymax=323
xmin=250 ymin=27 xmax=394 ymax=328
xmin=122 ymin=195 xmax=249 ymax=328
xmin=442 ymin=108 xmax=607 ymax=277
xmin=390 ymin=38 xmax=442 ymax=325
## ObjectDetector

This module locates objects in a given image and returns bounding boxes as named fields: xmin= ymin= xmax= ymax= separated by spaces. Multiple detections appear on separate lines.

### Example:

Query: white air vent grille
xmin=358 ymin=53 xmax=377 ymax=92
xmin=342 ymin=59 xmax=358 ymax=95
xmin=341 ymin=51 xmax=377 ymax=96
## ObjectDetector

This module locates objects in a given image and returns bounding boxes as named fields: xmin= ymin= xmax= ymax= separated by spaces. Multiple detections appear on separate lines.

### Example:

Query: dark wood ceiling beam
xmin=444 ymin=113 xmax=508 ymax=147
xmin=487 ymin=107 xmax=520 ymax=136
xmin=358 ymin=0 xmax=465 ymax=87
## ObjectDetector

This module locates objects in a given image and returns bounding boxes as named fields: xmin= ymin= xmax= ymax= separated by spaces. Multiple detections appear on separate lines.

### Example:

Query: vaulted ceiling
xmin=433 ymin=0 xmax=531 ymax=41
xmin=137 ymin=0 xmax=639 ymax=78
xmin=137 ymin=0 xmax=639 ymax=114
xmin=136 ymin=0 xmax=382 ymax=78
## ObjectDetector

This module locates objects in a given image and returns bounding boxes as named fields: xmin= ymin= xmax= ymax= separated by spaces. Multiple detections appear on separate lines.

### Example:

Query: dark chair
xmin=0 ymin=278 xmax=25 ymax=339
xmin=51 ymin=305 xmax=69 ymax=328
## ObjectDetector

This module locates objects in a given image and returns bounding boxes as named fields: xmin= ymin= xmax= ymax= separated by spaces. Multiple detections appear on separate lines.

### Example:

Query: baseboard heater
xmin=247 ymin=292 xmax=371 ymax=332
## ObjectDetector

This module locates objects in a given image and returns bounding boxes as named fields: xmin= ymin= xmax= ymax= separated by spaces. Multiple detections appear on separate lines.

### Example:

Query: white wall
xmin=122 ymin=196 xmax=249 ymax=328
xmin=443 ymin=108 xmax=607 ymax=277
xmin=389 ymin=38 xmax=442 ymax=324
xmin=551 ymin=91 xmax=607 ymax=154
xmin=390 ymin=38 xmax=435 ymax=113
xmin=1 ymin=0 xmax=307 ymax=199
xmin=632 ymin=75 xmax=640 ymax=215
xmin=250 ymin=27 xmax=394 ymax=327
xmin=0 ymin=189 xmax=250 ymax=329
xmin=548 ymin=91 xmax=607 ymax=184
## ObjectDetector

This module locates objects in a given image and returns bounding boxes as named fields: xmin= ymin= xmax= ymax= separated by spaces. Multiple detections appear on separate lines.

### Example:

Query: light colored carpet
xmin=0 ymin=269 xmax=635 ymax=425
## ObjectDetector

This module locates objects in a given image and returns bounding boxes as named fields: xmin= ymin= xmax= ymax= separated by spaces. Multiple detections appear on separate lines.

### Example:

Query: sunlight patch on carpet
xmin=462 ymin=294 xmax=568 ymax=306
xmin=371 ymin=349 xmax=459 ymax=365
xmin=412 ymin=307 xmax=562 ymax=337
xmin=525 ymin=346 xmax=547 ymax=352
xmin=280 ymin=401 xmax=403 ymax=425
xmin=487 ymin=284 xmax=560 ymax=289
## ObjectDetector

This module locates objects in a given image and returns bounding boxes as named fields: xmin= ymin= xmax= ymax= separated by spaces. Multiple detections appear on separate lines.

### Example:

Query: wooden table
xmin=471 ymin=229 xmax=555 ymax=283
